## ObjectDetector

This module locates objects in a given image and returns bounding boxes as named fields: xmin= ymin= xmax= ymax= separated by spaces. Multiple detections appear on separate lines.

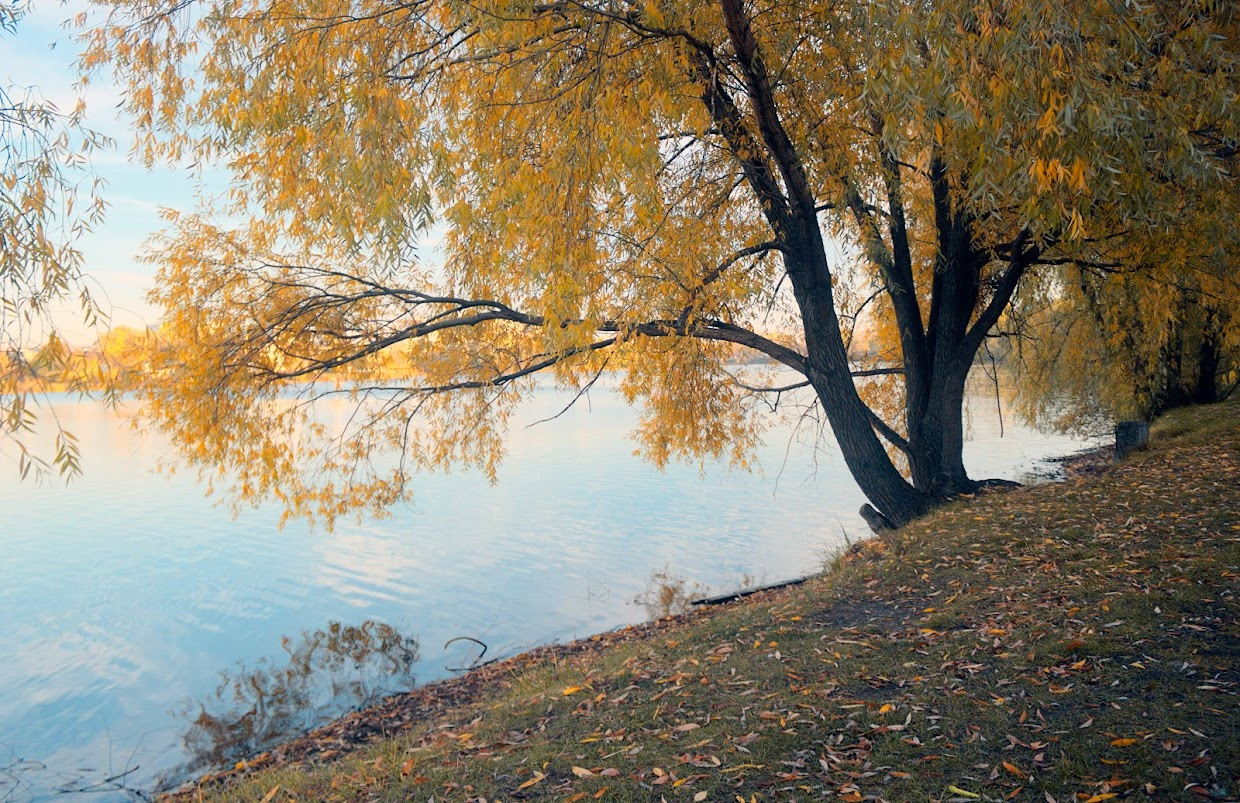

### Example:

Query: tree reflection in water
xmin=632 ymin=567 xmax=760 ymax=620
xmin=632 ymin=566 xmax=708 ymax=619
xmin=174 ymin=620 xmax=418 ymax=776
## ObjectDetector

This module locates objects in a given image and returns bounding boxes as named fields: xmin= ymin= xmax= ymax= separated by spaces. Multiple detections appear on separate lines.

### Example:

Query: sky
xmin=4 ymin=0 xmax=455 ymax=345
xmin=2 ymin=0 xmax=203 ymax=339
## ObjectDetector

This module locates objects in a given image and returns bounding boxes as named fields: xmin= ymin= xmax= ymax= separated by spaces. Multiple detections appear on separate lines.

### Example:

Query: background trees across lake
xmin=79 ymin=0 xmax=1237 ymax=527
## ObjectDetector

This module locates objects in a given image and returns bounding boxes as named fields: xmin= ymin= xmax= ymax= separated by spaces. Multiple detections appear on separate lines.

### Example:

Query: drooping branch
xmin=676 ymin=239 xmax=784 ymax=317
xmin=728 ymin=377 xmax=811 ymax=393
xmin=367 ymin=337 xmax=619 ymax=396
xmin=694 ymin=240 xmax=784 ymax=291
xmin=607 ymin=319 xmax=805 ymax=370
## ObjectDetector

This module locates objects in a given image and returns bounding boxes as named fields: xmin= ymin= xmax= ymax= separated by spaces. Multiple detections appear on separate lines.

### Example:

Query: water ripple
xmin=0 ymin=387 xmax=1090 ymax=800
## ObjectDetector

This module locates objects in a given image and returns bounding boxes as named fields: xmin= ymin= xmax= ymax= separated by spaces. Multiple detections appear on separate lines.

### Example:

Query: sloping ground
xmin=187 ymin=400 xmax=1238 ymax=802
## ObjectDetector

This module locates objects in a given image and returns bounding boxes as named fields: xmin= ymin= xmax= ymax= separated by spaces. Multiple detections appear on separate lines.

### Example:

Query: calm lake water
xmin=1 ymin=379 xmax=1090 ymax=800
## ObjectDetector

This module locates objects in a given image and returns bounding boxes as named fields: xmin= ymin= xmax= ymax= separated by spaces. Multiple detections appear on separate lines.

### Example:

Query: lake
xmin=0 ymin=379 xmax=1090 ymax=800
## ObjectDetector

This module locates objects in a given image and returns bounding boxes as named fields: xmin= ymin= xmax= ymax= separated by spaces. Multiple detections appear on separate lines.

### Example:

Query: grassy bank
xmin=188 ymin=400 xmax=1238 ymax=802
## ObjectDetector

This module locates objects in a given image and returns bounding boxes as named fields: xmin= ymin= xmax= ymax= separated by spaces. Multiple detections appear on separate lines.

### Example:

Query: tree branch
xmin=683 ymin=47 xmax=790 ymax=231
xmin=864 ymin=406 xmax=909 ymax=453
xmin=227 ymin=278 xmax=811 ymax=383
xmin=718 ymin=0 xmax=818 ymax=223
xmin=964 ymin=229 xmax=1035 ymax=355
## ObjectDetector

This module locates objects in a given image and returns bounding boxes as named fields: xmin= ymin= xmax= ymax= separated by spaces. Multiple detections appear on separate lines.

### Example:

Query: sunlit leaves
xmin=1 ymin=0 xmax=114 ymax=480
xmin=79 ymin=0 xmax=1239 ymax=520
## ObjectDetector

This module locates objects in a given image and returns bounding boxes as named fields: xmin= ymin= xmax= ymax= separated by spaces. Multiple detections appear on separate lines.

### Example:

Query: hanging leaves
xmin=1 ymin=1 xmax=114 ymax=480
xmin=77 ymin=0 xmax=1239 ymax=522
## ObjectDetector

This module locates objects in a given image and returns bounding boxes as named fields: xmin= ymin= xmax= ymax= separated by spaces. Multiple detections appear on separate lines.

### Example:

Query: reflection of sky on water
xmin=1 ymin=380 xmax=1091 ymax=800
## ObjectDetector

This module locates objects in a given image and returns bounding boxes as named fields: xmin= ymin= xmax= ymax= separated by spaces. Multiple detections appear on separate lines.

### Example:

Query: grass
xmin=182 ymin=399 xmax=1239 ymax=802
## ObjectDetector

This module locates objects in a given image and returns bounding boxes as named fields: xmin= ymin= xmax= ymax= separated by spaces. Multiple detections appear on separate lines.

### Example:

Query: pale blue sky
xmin=3 ymin=0 xmax=201 ymax=338
xmin=4 ymin=0 xmax=452 ymax=344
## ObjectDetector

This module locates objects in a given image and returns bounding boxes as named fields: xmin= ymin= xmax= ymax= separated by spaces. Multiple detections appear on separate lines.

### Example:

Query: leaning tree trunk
xmin=786 ymin=244 xmax=935 ymax=529
xmin=706 ymin=2 xmax=936 ymax=529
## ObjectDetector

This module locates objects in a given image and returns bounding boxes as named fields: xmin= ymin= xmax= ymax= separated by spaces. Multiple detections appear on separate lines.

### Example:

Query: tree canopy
xmin=82 ymin=0 xmax=1237 ymax=527
xmin=1009 ymin=189 xmax=1238 ymax=433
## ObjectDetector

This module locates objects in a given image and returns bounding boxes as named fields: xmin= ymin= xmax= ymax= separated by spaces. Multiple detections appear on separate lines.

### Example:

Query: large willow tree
xmin=83 ymin=0 xmax=1236 ymax=527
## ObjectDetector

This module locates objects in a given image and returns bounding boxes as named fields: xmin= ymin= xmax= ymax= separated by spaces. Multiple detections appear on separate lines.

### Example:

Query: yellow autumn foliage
xmin=1 ymin=1 xmax=113 ymax=480
xmin=78 ymin=0 xmax=1237 ymax=524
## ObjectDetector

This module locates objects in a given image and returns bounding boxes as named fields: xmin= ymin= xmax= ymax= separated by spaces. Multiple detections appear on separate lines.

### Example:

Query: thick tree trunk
xmin=805 ymin=357 xmax=933 ymax=527
xmin=901 ymin=204 xmax=987 ymax=499
xmin=890 ymin=157 xmax=999 ymax=499
xmin=700 ymin=7 xmax=953 ymax=528
xmin=803 ymin=322 xmax=934 ymax=526
xmin=906 ymin=358 xmax=974 ymax=497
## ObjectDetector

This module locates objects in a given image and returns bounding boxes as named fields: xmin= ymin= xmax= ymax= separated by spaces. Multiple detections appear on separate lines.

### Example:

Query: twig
xmin=443 ymin=637 xmax=490 ymax=672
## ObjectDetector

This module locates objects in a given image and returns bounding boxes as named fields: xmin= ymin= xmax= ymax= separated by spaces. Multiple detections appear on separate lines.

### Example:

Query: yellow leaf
xmin=571 ymin=766 xmax=596 ymax=778
xmin=878 ymin=703 xmax=894 ymax=713
xmin=1110 ymin=737 xmax=1140 ymax=747
xmin=946 ymin=785 xmax=980 ymax=799
xmin=1084 ymin=795 xmax=1118 ymax=803
xmin=562 ymin=685 xmax=584 ymax=695
xmin=517 ymin=771 xmax=546 ymax=790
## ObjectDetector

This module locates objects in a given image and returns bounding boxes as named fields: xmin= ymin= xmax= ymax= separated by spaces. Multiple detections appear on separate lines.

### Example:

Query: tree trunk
xmin=1193 ymin=312 xmax=1220 ymax=405
xmin=805 ymin=356 xmax=933 ymax=527
xmin=902 ymin=203 xmax=985 ymax=498
xmin=907 ymin=358 xmax=974 ymax=496
xmin=785 ymin=243 xmax=934 ymax=528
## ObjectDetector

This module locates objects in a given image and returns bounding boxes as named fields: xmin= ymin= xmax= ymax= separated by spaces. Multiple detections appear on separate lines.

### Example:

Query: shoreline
xmin=171 ymin=438 xmax=1123 ymax=798
xmin=173 ymin=582 xmax=811 ymax=796
xmin=1049 ymin=441 xmax=1115 ymax=478
xmin=165 ymin=398 xmax=1239 ymax=801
